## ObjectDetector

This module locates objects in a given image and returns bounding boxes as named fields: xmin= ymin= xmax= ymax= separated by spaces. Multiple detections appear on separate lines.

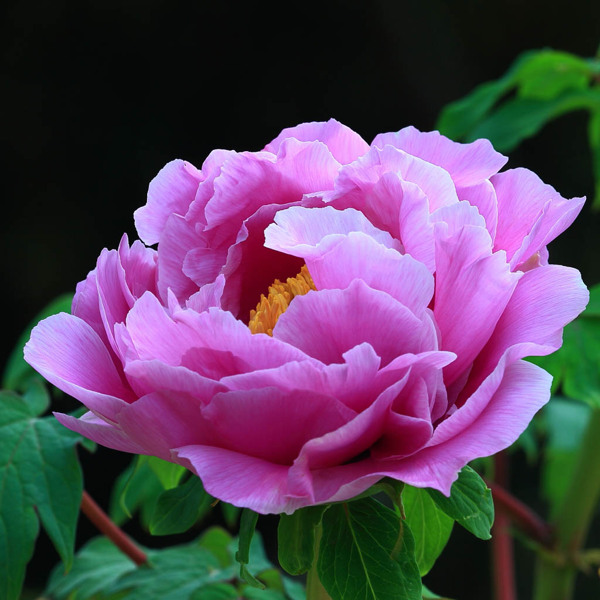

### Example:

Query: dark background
xmin=3 ymin=1 xmax=600 ymax=598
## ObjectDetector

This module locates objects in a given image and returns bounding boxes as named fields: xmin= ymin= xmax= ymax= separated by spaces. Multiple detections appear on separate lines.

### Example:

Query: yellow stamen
xmin=248 ymin=265 xmax=316 ymax=335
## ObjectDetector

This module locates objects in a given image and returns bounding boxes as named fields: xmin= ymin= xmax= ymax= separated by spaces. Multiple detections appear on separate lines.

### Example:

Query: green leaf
xmin=3 ymin=293 xmax=73 ymax=390
xmin=109 ymin=456 xmax=164 ymax=527
xmin=466 ymin=88 xmax=600 ymax=152
xmin=421 ymin=584 xmax=454 ymax=599
xmin=532 ymin=284 xmax=600 ymax=407
xmin=198 ymin=527 xmax=234 ymax=567
xmin=427 ymin=466 xmax=494 ymax=540
xmin=0 ymin=390 xmax=83 ymax=600
xmin=46 ymin=536 xmax=138 ymax=599
xmin=277 ymin=505 xmax=329 ymax=575
xmin=318 ymin=498 xmax=421 ymax=600
xmin=402 ymin=486 xmax=454 ymax=576
xmin=514 ymin=50 xmax=592 ymax=100
xmin=236 ymin=509 xmax=265 ymax=589
xmin=221 ymin=501 xmax=241 ymax=529
xmin=108 ymin=543 xmax=233 ymax=600
xmin=149 ymin=475 xmax=213 ymax=535
xmin=48 ymin=528 xmax=282 ymax=600
xmin=588 ymin=107 xmax=600 ymax=210
xmin=145 ymin=456 xmax=186 ymax=490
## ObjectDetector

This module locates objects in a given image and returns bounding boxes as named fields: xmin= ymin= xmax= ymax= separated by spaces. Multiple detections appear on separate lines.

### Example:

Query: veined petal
xmin=134 ymin=160 xmax=203 ymax=245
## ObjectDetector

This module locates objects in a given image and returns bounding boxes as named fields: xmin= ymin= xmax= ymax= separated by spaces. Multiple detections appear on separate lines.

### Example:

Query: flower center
xmin=248 ymin=265 xmax=316 ymax=335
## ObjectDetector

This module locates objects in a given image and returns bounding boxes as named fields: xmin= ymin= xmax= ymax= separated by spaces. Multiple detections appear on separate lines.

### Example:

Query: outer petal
xmin=372 ymin=127 xmax=508 ymax=187
xmin=433 ymin=225 xmax=521 ymax=384
xmin=55 ymin=411 xmax=145 ymax=454
xmin=134 ymin=160 xmax=203 ymax=245
xmin=174 ymin=445 xmax=310 ymax=514
xmin=24 ymin=313 xmax=135 ymax=420
xmin=461 ymin=264 xmax=589 ymax=399
xmin=491 ymin=168 xmax=585 ymax=268
xmin=264 ymin=119 xmax=370 ymax=164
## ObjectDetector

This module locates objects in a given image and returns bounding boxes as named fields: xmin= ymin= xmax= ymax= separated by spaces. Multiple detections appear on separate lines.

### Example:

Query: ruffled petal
xmin=274 ymin=279 xmax=437 ymax=366
xmin=372 ymin=127 xmax=507 ymax=187
xmin=264 ymin=119 xmax=369 ymax=164
xmin=24 ymin=313 xmax=135 ymax=420
xmin=134 ymin=160 xmax=203 ymax=245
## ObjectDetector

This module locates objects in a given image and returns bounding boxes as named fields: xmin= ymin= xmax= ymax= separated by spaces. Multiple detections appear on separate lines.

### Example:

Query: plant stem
xmin=533 ymin=408 xmax=600 ymax=600
xmin=488 ymin=482 xmax=554 ymax=549
xmin=491 ymin=452 xmax=517 ymax=600
xmin=306 ymin=523 xmax=332 ymax=600
xmin=80 ymin=489 xmax=148 ymax=566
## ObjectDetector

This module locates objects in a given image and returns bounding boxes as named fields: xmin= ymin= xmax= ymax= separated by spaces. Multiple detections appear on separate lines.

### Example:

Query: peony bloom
xmin=25 ymin=120 xmax=588 ymax=514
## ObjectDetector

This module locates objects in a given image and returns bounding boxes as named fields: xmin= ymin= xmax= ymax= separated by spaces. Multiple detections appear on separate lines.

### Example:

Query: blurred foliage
xmin=437 ymin=49 xmax=600 ymax=209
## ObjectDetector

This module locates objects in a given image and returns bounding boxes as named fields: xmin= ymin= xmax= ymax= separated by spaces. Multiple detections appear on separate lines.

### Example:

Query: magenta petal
xmin=174 ymin=445 xmax=310 ymax=514
xmin=24 ymin=313 xmax=135 ymax=420
xmin=465 ymin=264 xmax=589 ymax=396
xmin=202 ymin=387 xmax=355 ymax=465
xmin=264 ymin=119 xmax=369 ymax=164
xmin=434 ymin=225 xmax=521 ymax=384
xmin=458 ymin=180 xmax=499 ymax=241
xmin=55 ymin=411 xmax=145 ymax=454
xmin=134 ymin=160 xmax=203 ymax=245
xmin=157 ymin=214 xmax=207 ymax=302
xmin=306 ymin=232 xmax=434 ymax=315
xmin=372 ymin=127 xmax=508 ymax=187
xmin=274 ymin=280 xmax=437 ymax=366
xmin=491 ymin=168 xmax=585 ymax=267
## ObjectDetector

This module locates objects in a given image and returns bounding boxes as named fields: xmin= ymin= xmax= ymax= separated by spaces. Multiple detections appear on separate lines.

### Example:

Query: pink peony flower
xmin=25 ymin=120 xmax=588 ymax=514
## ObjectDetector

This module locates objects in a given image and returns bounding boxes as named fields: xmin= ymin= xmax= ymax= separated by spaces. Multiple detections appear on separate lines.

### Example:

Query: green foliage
xmin=0 ymin=387 xmax=83 ymax=600
xmin=47 ymin=528 xmax=294 ymax=600
xmin=236 ymin=509 xmax=265 ymax=588
xmin=437 ymin=48 xmax=600 ymax=208
xmin=277 ymin=505 xmax=329 ymax=575
xmin=402 ymin=486 xmax=454 ymax=576
xmin=149 ymin=475 xmax=213 ymax=535
xmin=318 ymin=497 xmax=422 ymax=600
xmin=421 ymin=584 xmax=453 ymax=599
xmin=531 ymin=283 xmax=600 ymax=407
xmin=2 ymin=293 xmax=73 ymax=391
xmin=427 ymin=466 xmax=494 ymax=540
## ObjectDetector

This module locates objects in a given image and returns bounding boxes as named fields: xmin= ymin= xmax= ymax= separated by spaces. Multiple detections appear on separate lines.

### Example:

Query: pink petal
xmin=264 ymin=119 xmax=370 ymax=165
xmin=305 ymin=232 xmax=434 ymax=315
xmin=274 ymin=280 xmax=437 ymax=366
xmin=458 ymin=180 xmax=499 ymax=241
xmin=201 ymin=387 xmax=355 ymax=465
xmin=156 ymin=214 xmax=206 ymax=302
xmin=372 ymin=127 xmax=507 ymax=187
xmin=264 ymin=205 xmax=400 ymax=259
xmin=174 ymin=445 xmax=309 ymax=514
xmin=434 ymin=225 xmax=521 ymax=384
xmin=134 ymin=160 xmax=203 ymax=245
xmin=463 ymin=264 xmax=589 ymax=398
xmin=24 ymin=313 xmax=135 ymax=420
xmin=203 ymin=140 xmax=340 ymax=232
xmin=491 ymin=168 xmax=585 ymax=267
xmin=55 ymin=411 xmax=145 ymax=454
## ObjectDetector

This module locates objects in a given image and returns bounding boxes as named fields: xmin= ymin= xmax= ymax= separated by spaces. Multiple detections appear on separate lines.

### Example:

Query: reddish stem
xmin=80 ymin=489 xmax=148 ymax=566
xmin=488 ymin=482 xmax=554 ymax=549
xmin=491 ymin=452 xmax=517 ymax=600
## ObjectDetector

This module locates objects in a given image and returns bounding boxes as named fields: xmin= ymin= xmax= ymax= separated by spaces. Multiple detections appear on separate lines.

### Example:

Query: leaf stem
xmin=533 ymin=408 xmax=600 ymax=600
xmin=80 ymin=489 xmax=148 ymax=566
xmin=306 ymin=522 xmax=332 ymax=600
